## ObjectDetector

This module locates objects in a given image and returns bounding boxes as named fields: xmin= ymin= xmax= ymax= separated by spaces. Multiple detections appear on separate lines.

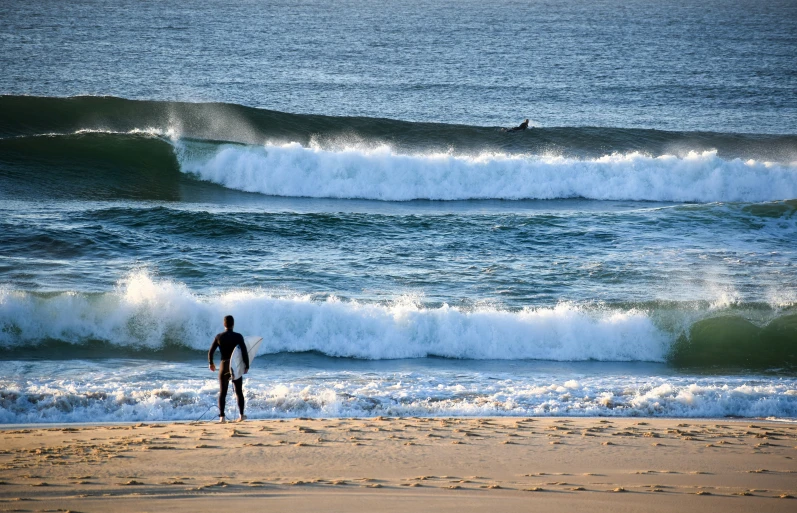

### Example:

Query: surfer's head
xmin=224 ymin=315 xmax=234 ymax=330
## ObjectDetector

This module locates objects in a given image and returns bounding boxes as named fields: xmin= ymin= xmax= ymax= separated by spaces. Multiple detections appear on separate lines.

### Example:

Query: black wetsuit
xmin=208 ymin=329 xmax=249 ymax=419
xmin=508 ymin=120 xmax=529 ymax=132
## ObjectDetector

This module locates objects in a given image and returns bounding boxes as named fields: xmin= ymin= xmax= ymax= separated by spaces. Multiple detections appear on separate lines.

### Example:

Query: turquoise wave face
xmin=670 ymin=315 xmax=797 ymax=369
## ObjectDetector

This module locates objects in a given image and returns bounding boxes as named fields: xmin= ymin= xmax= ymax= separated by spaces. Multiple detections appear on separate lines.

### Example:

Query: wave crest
xmin=3 ymin=272 xmax=796 ymax=368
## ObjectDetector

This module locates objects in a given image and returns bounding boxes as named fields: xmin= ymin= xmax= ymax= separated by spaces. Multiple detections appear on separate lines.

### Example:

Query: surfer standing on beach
xmin=208 ymin=315 xmax=249 ymax=423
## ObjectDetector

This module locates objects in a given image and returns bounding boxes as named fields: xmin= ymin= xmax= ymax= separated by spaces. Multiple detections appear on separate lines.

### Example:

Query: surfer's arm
xmin=208 ymin=337 xmax=220 ymax=370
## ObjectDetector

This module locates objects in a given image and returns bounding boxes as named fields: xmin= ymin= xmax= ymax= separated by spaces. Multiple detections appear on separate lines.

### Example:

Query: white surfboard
xmin=230 ymin=336 xmax=263 ymax=380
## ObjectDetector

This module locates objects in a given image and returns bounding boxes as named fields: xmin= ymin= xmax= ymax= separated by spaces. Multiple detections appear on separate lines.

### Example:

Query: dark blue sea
xmin=1 ymin=0 xmax=796 ymax=423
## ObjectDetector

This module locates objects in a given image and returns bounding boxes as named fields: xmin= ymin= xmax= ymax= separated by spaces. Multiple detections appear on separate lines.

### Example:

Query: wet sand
xmin=1 ymin=417 xmax=795 ymax=512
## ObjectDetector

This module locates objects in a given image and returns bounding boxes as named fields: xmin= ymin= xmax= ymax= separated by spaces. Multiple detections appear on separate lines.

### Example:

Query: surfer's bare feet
xmin=218 ymin=417 xmax=226 ymax=423
xmin=237 ymin=415 xmax=247 ymax=423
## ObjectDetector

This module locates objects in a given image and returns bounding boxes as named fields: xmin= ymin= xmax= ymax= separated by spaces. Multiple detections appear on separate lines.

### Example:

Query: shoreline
xmin=1 ymin=416 xmax=795 ymax=512
xmin=2 ymin=415 xmax=795 ymax=431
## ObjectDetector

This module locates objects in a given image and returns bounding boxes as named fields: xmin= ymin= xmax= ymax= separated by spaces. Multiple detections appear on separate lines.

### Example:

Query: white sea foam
xmin=175 ymin=141 xmax=797 ymax=202
xmin=2 ymin=361 xmax=795 ymax=423
xmin=0 ymin=272 xmax=671 ymax=361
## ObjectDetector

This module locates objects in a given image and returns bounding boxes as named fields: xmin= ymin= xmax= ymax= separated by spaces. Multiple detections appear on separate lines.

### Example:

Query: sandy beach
xmin=1 ymin=417 xmax=795 ymax=512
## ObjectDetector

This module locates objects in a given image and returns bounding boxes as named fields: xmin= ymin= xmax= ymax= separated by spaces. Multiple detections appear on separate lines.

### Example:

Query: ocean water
xmin=1 ymin=0 xmax=796 ymax=423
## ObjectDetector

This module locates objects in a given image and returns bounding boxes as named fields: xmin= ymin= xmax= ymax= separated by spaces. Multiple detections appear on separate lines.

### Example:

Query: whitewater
xmin=0 ymin=272 xmax=674 ymax=361
xmin=180 ymin=140 xmax=797 ymax=203
xmin=2 ymin=358 xmax=797 ymax=423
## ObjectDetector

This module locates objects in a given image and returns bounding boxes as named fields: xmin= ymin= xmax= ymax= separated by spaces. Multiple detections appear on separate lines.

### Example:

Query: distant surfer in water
xmin=503 ymin=119 xmax=530 ymax=132
xmin=208 ymin=315 xmax=249 ymax=423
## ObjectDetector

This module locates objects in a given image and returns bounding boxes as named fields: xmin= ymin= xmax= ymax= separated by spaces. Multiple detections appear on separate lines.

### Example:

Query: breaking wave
xmin=1 ymin=95 xmax=796 ymax=203
xmin=178 ymin=141 xmax=797 ymax=202
xmin=1 ymin=272 xmax=795 ymax=368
